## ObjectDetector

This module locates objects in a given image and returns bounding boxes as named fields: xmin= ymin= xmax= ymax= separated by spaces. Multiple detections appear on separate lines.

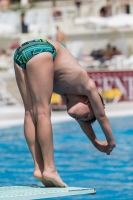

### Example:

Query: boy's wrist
xmin=107 ymin=138 xmax=116 ymax=145
xmin=93 ymin=138 xmax=98 ymax=147
xmin=108 ymin=141 xmax=116 ymax=147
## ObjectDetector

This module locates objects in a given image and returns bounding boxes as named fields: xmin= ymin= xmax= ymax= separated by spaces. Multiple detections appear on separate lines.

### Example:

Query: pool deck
xmin=0 ymin=101 xmax=133 ymax=128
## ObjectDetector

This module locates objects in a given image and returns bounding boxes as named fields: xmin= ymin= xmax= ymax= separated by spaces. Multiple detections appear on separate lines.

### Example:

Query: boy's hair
xmin=88 ymin=93 xmax=105 ymax=124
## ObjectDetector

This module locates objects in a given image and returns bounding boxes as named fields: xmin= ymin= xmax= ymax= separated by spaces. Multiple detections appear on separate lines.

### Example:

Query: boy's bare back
xmin=48 ymin=39 xmax=90 ymax=96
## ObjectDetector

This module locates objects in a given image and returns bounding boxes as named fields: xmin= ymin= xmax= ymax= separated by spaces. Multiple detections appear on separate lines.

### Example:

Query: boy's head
xmin=67 ymin=94 xmax=105 ymax=124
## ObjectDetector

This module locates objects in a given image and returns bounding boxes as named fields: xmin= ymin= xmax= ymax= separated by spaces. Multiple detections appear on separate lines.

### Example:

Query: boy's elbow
xmin=86 ymin=79 xmax=96 ymax=92
xmin=98 ymin=114 xmax=108 ymax=123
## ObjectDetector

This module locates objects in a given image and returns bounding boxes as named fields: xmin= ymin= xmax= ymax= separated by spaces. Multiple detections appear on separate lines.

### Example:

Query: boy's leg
xmin=25 ymin=52 xmax=67 ymax=187
xmin=14 ymin=62 xmax=55 ymax=187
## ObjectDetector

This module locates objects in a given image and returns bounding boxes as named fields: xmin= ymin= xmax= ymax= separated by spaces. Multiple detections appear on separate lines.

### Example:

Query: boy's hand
xmin=95 ymin=140 xmax=116 ymax=154
xmin=94 ymin=140 xmax=108 ymax=153
xmin=106 ymin=142 xmax=116 ymax=155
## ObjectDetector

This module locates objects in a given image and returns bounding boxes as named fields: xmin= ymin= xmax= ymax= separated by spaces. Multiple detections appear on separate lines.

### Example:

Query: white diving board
xmin=0 ymin=185 xmax=96 ymax=200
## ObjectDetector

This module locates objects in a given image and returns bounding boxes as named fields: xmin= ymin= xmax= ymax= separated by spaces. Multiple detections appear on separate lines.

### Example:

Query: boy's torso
xmin=50 ymin=40 xmax=89 ymax=96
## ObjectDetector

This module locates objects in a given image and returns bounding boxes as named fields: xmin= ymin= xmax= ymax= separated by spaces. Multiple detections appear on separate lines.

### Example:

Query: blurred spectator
xmin=102 ymin=44 xmax=113 ymax=60
xmin=52 ymin=0 xmax=56 ymax=7
xmin=0 ymin=0 xmax=10 ymax=10
xmin=105 ymin=0 xmax=112 ymax=16
xmin=0 ymin=49 xmax=11 ymax=70
xmin=90 ymin=44 xmax=122 ymax=64
xmin=100 ymin=7 xmax=107 ymax=17
xmin=9 ymin=41 xmax=20 ymax=58
xmin=126 ymin=4 xmax=130 ymax=14
xmin=10 ymin=41 xmax=20 ymax=50
xmin=56 ymin=26 xmax=67 ymax=48
xmin=100 ymin=0 xmax=112 ymax=17
xmin=21 ymin=13 xmax=28 ymax=33
xmin=112 ymin=46 xmax=122 ymax=56
xmin=73 ymin=0 xmax=83 ymax=17
xmin=52 ymin=0 xmax=62 ymax=20
xmin=90 ymin=49 xmax=104 ymax=62
xmin=0 ymin=49 xmax=8 ymax=60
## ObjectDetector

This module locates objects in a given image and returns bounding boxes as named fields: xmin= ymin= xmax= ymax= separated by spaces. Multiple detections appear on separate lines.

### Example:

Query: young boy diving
xmin=13 ymin=39 xmax=116 ymax=187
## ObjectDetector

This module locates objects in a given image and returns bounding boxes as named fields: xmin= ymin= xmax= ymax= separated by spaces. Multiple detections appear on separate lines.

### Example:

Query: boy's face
xmin=66 ymin=95 xmax=94 ymax=122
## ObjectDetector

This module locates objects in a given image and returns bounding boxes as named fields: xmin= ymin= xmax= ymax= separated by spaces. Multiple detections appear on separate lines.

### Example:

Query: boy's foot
xmin=34 ymin=169 xmax=67 ymax=187
xmin=34 ymin=169 xmax=55 ymax=187
xmin=43 ymin=171 xmax=68 ymax=187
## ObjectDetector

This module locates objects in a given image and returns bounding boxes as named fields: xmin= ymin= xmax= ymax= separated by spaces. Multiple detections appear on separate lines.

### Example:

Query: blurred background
xmin=0 ymin=0 xmax=133 ymax=108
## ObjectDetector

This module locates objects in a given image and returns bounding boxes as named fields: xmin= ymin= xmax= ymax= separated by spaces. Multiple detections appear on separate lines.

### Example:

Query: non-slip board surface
xmin=0 ymin=185 xmax=96 ymax=200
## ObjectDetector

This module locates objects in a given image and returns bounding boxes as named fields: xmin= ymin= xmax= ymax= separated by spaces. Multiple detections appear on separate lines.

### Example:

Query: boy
xmin=14 ymin=39 xmax=116 ymax=187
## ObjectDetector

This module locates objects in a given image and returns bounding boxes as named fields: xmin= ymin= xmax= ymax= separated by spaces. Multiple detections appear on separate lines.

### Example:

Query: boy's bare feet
xmin=34 ymin=169 xmax=67 ymax=187
xmin=34 ymin=169 xmax=55 ymax=187
xmin=42 ymin=171 xmax=68 ymax=187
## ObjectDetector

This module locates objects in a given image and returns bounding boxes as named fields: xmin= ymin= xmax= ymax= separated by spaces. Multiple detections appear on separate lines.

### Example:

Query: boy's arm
xmin=61 ymin=95 xmax=110 ymax=154
xmin=77 ymin=119 xmax=108 ymax=153
xmin=61 ymin=95 xmax=97 ymax=145
xmin=85 ymin=79 xmax=116 ymax=154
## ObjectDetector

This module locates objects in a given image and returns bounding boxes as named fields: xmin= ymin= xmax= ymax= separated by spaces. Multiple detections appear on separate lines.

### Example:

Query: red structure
xmin=88 ymin=70 xmax=133 ymax=101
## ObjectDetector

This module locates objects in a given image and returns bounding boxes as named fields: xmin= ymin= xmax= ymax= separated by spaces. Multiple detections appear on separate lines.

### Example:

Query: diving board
xmin=0 ymin=185 xmax=96 ymax=200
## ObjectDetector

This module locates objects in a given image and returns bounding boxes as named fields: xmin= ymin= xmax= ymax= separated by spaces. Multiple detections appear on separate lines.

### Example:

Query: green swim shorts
xmin=14 ymin=39 xmax=57 ymax=69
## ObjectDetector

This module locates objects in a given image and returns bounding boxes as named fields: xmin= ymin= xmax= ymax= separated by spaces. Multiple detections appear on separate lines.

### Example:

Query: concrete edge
xmin=0 ymin=109 xmax=133 ymax=129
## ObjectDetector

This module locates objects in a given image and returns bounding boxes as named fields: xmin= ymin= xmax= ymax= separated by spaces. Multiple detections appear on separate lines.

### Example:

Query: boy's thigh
xmin=26 ymin=52 xmax=54 ymax=109
xmin=14 ymin=62 xmax=33 ymax=110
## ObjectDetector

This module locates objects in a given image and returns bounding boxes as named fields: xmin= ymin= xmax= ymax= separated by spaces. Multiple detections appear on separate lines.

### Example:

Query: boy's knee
xmin=33 ymin=106 xmax=50 ymax=121
xmin=25 ymin=110 xmax=32 ymax=117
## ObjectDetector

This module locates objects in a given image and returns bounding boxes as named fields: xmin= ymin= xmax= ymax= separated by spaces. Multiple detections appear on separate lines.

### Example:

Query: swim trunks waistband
xmin=14 ymin=39 xmax=57 ymax=69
